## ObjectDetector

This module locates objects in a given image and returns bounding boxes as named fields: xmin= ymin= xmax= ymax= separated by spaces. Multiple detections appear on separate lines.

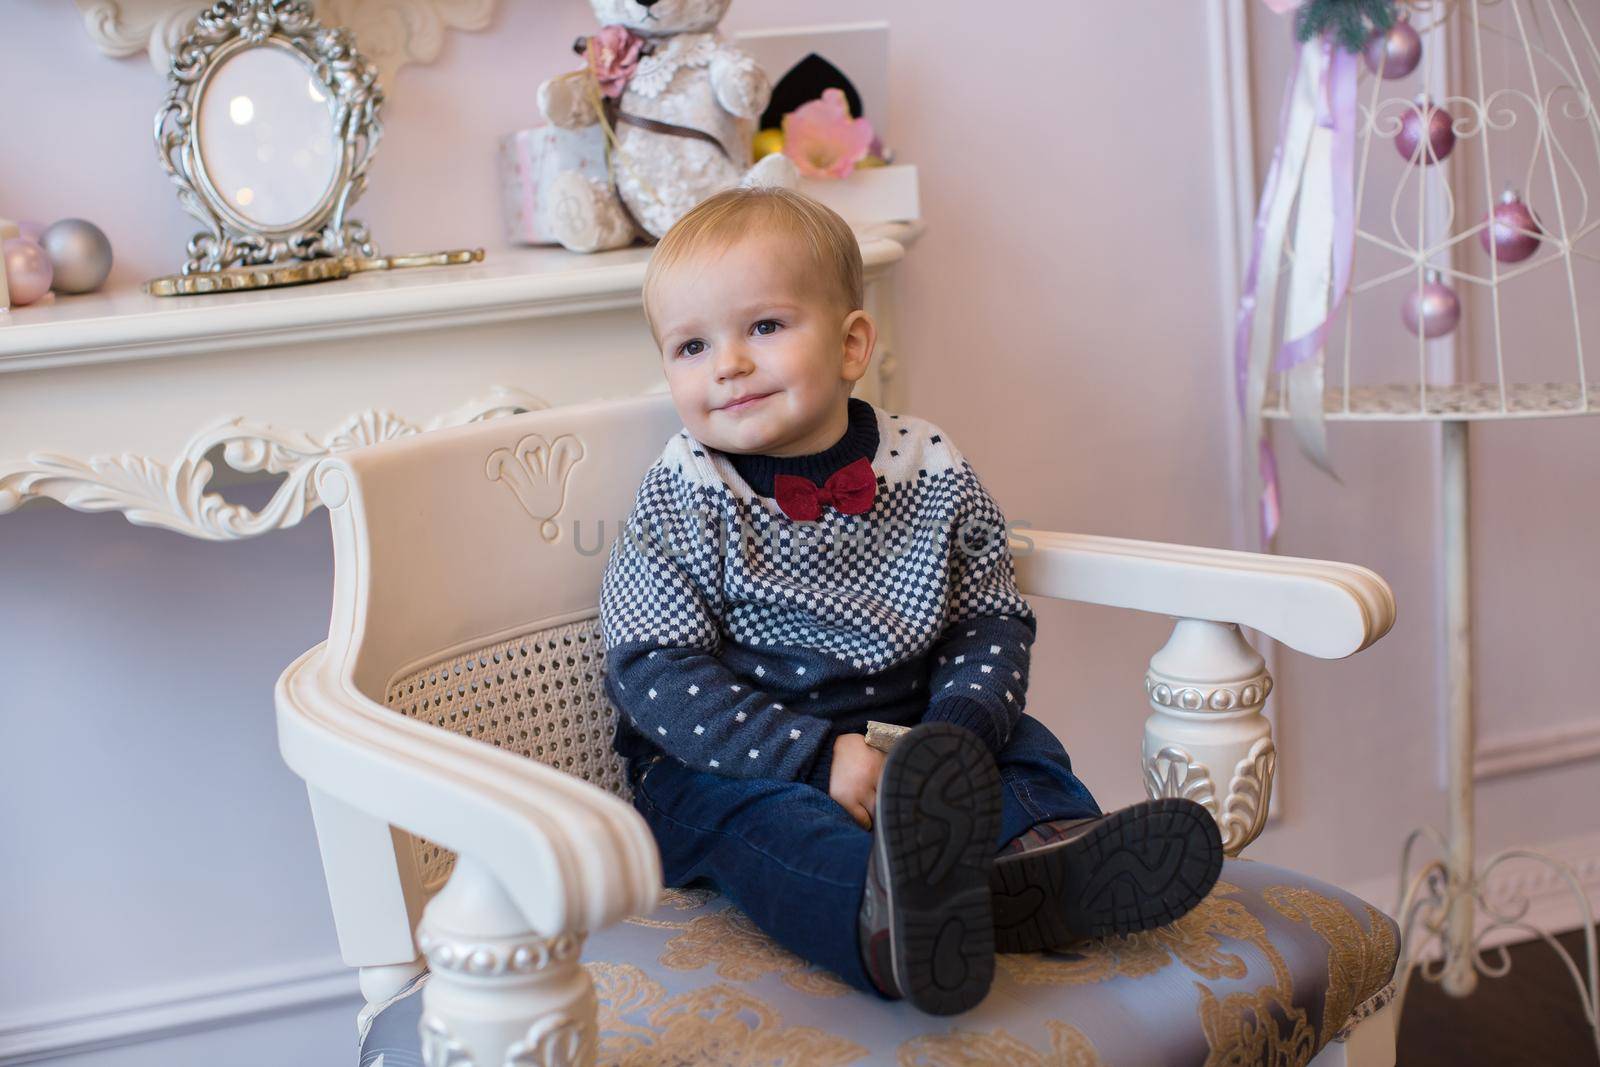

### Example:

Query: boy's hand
xmin=829 ymin=733 xmax=886 ymax=830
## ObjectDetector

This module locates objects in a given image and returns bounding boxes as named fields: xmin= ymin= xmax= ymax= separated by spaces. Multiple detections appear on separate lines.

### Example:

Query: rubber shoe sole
xmin=990 ymin=797 xmax=1224 ymax=953
xmin=875 ymin=723 xmax=1003 ymax=1015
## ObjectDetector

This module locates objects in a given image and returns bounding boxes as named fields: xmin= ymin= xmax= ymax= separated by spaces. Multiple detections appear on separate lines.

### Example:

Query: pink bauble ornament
xmin=1478 ymin=188 xmax=1542 ymax=264
xmin=3 ymin=237 xmax=54 ymax=306
xmin=16 ymin=220 xmax=46 ymax=243
xmin=1365 ymin=19 xmax=1422 ymax=79
xmin=1402 ymin=273 xmax=1461 ymax=339
xmin=1395 ymin=96 xmax=1456 ymax=166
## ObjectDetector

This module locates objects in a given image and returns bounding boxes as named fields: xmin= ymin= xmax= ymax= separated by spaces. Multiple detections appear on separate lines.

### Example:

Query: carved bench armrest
xmin=279 ymin=645 xmax=661 ymax=1066
xmin=1011 ymin=530 xmax=1394 ymax=658
xmin=276 ymin=643 xmax=661 ymax=941
xmin=1012 ymin=529 xmax=1396 ymax=855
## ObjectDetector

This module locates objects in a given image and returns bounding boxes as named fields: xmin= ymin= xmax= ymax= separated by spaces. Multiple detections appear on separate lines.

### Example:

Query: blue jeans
xmin=625 ymin=714 xmax=1101 ymax=994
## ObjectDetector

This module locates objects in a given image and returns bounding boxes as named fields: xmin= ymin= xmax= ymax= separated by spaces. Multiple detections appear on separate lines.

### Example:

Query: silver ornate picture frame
xmin=154 ymin=0 xmax=384 ymax=274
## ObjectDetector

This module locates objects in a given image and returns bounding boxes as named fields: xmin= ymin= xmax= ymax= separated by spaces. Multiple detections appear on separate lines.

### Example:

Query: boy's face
xmin=650 ymin=232 xmax=874 ymax=457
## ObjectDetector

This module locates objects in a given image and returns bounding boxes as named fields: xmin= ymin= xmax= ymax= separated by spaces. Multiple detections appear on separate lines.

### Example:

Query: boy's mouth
xmin=718 ymin=391 xmax=775 ymax=412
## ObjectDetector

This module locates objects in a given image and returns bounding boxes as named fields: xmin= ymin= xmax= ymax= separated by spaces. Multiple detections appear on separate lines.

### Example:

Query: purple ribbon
xmin=1233 ymin=37 xmax=1359 ymax=546
xmin=1259 ymin=438 xmax=1280 ymax=549
xmin=1276 ymin=45 xmax=1358 ymax=374
xmin=1234 ymin=42 xmax=1305 ymax=417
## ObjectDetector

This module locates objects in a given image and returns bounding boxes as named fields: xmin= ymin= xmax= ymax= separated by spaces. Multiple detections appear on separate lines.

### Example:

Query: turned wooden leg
xmin=304 ymin=785 xmax=430 ymax=1032
xmin=417 ymin=855 xmax=597 ymax=1067
xmin=1141 ymin=619 xmax=1277 ymax=856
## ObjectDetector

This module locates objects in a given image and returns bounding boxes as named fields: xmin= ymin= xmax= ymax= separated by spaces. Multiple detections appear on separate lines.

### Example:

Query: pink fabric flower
xmin=587 ymin=25 xmax=645 ymax=99
xmin=782 ymin=88 xmax=875 ymax=179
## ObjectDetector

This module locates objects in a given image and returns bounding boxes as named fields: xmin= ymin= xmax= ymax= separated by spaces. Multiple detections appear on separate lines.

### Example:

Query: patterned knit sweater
xmin=599 ymin=397 xmax=1037 ymax=788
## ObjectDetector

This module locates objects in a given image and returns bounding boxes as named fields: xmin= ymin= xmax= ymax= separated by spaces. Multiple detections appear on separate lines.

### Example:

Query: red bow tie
xmin=773 ymin=457 xmax=877 ymax=521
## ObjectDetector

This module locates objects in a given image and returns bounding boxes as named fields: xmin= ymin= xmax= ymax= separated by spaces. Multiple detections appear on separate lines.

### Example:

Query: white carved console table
xmin=0 ymin=230 xmax=914 ymax=1060
xmin=0 ymin=228 xmax=916 ymax=540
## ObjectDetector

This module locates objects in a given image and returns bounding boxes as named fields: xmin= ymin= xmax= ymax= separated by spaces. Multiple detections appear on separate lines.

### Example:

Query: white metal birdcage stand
xmin=1264 ymin=402 xmax=1600 ymax=1056
xmin=1394 ymin=415 xmax=1598 ymax=1054
xmin=1248 ymin=0 xmax=1600 ymax=1048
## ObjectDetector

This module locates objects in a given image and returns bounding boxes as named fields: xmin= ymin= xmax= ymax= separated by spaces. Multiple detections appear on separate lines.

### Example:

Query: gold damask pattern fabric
xmin=979 ymin=876 xmax=1327 ymax=1065
xmin=590 ymin=962 xmax=867 ymax=1066
xmin=615 ymin=866 xmax=1395 ymax=1065
xmin=658 ymin=886 xmax=717 ymax=910
xmin=1262 ymin=885 xmax=1399 ymax=1045
xmin=995 ymin=881 xmax=1290 ymax=992
xmin=363 ymin=860 xmax=1402 ymax=1066
xmin=631 ymin=903 xmax=854 ymax=997
xmin=897 ymin=1019 xmax=1105 ymax=1066
xmin=1197 ymin=984 xmax=1318 ymax=1067
xmin=1185 ymin=880 xmax=1393 ymax=1066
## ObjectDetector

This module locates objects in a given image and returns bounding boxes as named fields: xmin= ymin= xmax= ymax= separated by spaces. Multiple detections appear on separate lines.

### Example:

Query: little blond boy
xmin=600 ymin=188 xmax=1223 ymax=1013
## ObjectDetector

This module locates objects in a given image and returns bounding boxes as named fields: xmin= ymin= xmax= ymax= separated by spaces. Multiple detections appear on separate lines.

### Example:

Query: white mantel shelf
xmin=0 ymin=229 xmax=916 ymax=374
xmin=0 ymin=224 xmax=918 ymax=540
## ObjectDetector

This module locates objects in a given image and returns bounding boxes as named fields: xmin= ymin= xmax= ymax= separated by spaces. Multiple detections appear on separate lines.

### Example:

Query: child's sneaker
xmin=856 ymin=723 xmax=1003 ymax=1014
xmin=990 ymin=797 xmax=1224 ymax=953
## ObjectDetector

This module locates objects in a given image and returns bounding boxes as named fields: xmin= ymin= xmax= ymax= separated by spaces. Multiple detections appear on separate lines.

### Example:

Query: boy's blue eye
xmin=753 ymin=320 xmax=781 ymax=336
xmin=679 ymin=339 xmax=706 ymax=357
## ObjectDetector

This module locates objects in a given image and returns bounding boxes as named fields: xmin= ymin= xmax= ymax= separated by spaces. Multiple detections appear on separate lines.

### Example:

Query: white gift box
xmin=499 ymin=126 xmax=609 ymax=246
xmin=799 ymin=164 xmax=919 ymax=226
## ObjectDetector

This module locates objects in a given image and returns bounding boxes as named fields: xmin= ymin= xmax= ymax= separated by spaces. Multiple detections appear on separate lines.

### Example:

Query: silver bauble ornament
xmin=41 ymin=218 xmax=114 ymax=294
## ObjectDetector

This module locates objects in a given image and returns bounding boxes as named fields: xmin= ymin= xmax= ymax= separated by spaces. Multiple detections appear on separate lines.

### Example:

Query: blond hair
xmin=642 ymin=187 xmax=863 ymax=336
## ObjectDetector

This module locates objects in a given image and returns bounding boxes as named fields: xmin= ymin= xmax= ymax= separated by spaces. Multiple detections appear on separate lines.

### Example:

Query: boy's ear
xmin=839 ymin=309 xmax=877 ymax=384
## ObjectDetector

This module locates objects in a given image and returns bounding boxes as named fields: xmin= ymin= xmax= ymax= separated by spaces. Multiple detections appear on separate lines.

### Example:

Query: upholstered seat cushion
xmin=358 ymin=858 xmax=1396 ymax=1066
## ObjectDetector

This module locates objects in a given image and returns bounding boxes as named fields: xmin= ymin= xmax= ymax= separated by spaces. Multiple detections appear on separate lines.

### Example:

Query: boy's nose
xmin=713 ymin=345 xmax=753 ymax=379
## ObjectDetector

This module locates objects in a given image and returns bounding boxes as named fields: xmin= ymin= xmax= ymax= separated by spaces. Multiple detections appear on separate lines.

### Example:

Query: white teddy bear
xmin=537 ymin=0 xmax=797 ymax=252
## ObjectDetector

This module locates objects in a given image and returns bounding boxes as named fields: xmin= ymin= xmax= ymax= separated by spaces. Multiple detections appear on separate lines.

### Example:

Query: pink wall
xmin=3 ymin=0 xmax=1596 ymax=917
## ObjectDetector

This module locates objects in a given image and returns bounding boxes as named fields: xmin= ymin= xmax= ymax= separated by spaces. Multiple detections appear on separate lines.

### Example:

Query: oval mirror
xmin=195 ymin=43 xmax=339 ymax=231
xmin=156 ymin=2 xmax=383 ymax=274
